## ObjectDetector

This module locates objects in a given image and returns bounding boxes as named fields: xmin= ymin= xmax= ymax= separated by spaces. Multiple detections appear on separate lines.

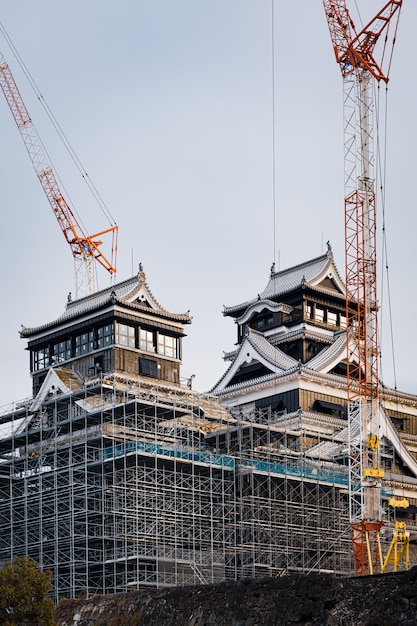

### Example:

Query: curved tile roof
xmin=224 ymin=247 xmax=345 ymax=316
xmin=304 ymin=331 xmax=347 ymax=372
xmin=211 ymin=370 xmax=289 ymax=396
xmin=235 ymin=300 xmax=293 ymax=325
xmin=210 ymin=328 xmax=299 ymax=392
xmin=211 ymin=325 xmax=351 ymax=395
xmin=261 ymin=253 xmax=331 ymax=299
xmin=247 ymin=329 xmax=299 ymax=370
xmin=21 ymin=270 xmax=191 ymax=337
xmin=273 ymin=326 xmax=334 ymax=346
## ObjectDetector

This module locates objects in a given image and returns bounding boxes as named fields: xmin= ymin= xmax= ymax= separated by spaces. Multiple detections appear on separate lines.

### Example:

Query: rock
xmin=55 ymin=569 xmax=417 ymax=626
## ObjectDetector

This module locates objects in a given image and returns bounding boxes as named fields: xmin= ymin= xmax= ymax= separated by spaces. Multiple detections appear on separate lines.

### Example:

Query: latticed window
xmin=75 ymin=332 xmax=94 ymax=356
xmin=98 ymin=324 xmax=114 ymax=348
xmin=33 ymin=347 xmax=50 ymax=370
xmin=139 ymin=357 xmax=158 ymax=377
xmin=139 ymin=328 xmax=154 ymax=352
xmin=157 ymin=333 xmax=176 ymax=358
xmin=115 ymin=323 xmax=135 ymax=348
xmin=53 ymin=339 xmax=72 ymax=363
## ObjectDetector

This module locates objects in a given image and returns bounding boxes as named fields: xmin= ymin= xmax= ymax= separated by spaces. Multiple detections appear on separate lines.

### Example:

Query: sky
xmin=0 ymin=1 xmax=416 ymax=408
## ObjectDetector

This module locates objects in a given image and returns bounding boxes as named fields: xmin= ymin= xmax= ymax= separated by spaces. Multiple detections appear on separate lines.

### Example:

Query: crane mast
xmin=322 ymin=0 xmax=402 ymax=575
xmin=0 ymin=50 xmax=118 ymax=297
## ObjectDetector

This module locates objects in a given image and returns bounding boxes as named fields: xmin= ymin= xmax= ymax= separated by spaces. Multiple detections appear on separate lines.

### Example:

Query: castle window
xmin=313 ymin=399 xmax=344 ymax=417
xmin=75 ymin=332 xmax=94 ymax=356
xmin=139 ymin=357 xmax=158 ymax=378
xmin=340 ymin=315 xmax=347 ymax=329
xmin=305 ymin=303 xmax=313 ymax=319
xmin=327 ymin=311 xmax=337 ymax=326
xmin=139 ymin=328 xmax=155 ymax=352
xmin=315 ymin=307 xmax=325 ymax=323
xmin=157 ymin=333 xmax=176 ymax=358
xmin=115 ymin=323 xmax=135 ymax=348
xmin=98 ymin=324 xmax=114 ymax=348
xmin=53 ymin=339 xmax=72 ymax=363
xmin=33 ymin=347 xmax=50 ymax=370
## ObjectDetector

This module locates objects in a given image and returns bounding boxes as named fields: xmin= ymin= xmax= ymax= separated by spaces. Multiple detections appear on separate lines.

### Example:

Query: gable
xmin=226 ymin=361 xmax=273 ymax=387
xmin=126 ymin=283 xmax=159 ymax=311
xmin=211 ymin=329 xmax=299 ymax=393
xmin=30 ymin=367 xmax=83 ymax=412
xmin=308 ymin=259 xmax=346 ymax=297
xmin=317 ymin=276 xmax=343 ymax=293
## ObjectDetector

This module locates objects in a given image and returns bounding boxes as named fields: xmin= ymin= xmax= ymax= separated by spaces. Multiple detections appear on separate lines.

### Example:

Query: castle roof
xmin=223 ymin=246 xmax=345 ymax=317
xmin=20 ymin=269 xmax=192 ymax=338
xmin=210 ymin=327 xmax=300 ymax=393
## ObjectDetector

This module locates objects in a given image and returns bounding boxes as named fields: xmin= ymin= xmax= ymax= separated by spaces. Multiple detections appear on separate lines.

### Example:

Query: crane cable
xmin=350 ymin=1 xmax=400 ymax=392
xmin=376 ymin=84 xmax=398 ymax=391
xmin=375 ymin=4 xmax=402 ymax=394
xmin=271 ymin=0 xmax=277 ymax=269
xmin=0 ymin=22 xmax=117 ymax=230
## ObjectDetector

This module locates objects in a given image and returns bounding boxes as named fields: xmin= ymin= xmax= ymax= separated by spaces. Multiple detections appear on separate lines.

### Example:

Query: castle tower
xmin=212 ymin=246 xmax=350 ymax=415
xmin=20 ymin=267 xmax=191 ymax=396
xmin=2 ymin=253 xmax=417 ymax=600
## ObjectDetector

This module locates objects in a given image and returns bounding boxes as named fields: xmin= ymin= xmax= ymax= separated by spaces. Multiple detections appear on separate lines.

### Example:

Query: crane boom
xmin=0 ymin=50 xmax=118 ymax=296
xmin=324 ymin=0 xmax=401 ymax=80
xmin=322 ymin=0 xmax=402 ymax=575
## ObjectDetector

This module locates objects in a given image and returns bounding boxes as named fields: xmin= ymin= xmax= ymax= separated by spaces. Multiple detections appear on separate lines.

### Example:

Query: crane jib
xmin=0 ymin=48 xmax=118 ymax=296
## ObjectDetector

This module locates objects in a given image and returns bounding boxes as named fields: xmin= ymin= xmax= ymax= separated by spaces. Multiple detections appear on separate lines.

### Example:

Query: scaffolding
xmin=0 ymin=370 xmax=365 ymax=600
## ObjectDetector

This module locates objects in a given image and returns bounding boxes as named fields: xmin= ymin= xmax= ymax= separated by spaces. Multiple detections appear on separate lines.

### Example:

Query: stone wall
xmin=55 ymin=567 xmax=417 ymax=625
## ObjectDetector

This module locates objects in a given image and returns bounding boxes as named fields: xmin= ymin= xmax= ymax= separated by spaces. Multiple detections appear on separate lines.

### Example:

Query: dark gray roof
xmin=210 ymin=328 xmax=299 ymax=392
xmin=20 ymin=270 xmax=191 ymax=337
xmin=247 ymin=329 xmax=299 ymax=370
xmin=224 ymin=248 xmax=345 ymax=316
xmin=211 ymin=326 xmax=348 ymax=394
xmin=305 ymin=332 xmax=347 ymax=371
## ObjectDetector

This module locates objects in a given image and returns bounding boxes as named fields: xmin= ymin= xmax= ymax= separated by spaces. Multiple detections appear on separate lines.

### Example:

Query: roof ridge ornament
xmin=138 ymin=262 xmax=146 ymax=281
xmin=326 ymin=241 xmax=333 ymax=258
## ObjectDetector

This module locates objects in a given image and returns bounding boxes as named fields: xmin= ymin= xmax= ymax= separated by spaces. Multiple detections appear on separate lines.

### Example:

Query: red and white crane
xmin=0 ymin=50 xmax=118 ymax=297
xmin=322 ymin=0 xmax=402 ymax=575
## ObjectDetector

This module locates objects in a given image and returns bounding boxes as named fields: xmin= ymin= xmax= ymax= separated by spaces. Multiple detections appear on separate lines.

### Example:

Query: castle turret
xmin=20 ymin=268 xmax=192 ymax=396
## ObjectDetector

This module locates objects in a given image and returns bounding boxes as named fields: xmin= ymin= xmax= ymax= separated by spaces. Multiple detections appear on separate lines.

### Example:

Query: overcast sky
xmin=0 ymin=1 xmax=416 ymax=408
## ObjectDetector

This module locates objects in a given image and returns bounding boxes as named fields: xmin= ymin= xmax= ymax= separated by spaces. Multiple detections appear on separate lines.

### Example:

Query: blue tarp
xmin=103 ymin=439 xmax=235 ymax=469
